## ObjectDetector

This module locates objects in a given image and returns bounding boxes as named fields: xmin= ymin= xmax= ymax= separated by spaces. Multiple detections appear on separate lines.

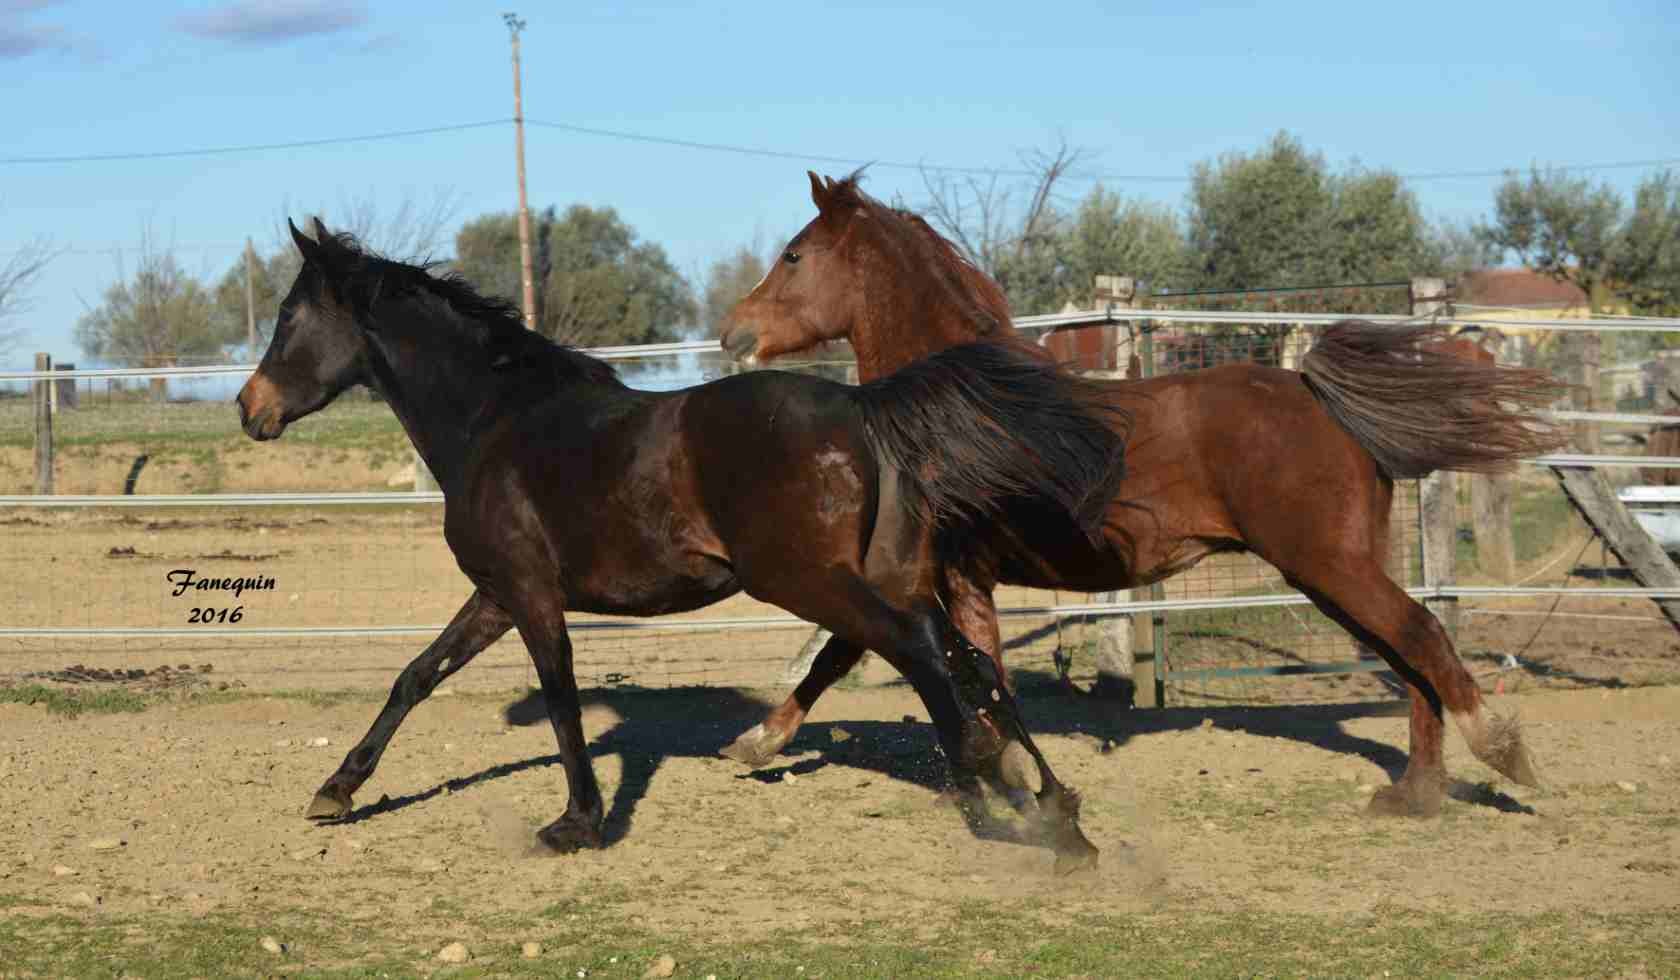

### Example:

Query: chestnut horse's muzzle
xmin=718 ymin=322 xmax=760 ymax=365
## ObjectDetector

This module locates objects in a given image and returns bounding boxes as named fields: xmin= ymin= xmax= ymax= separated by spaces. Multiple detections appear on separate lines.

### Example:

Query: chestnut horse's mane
xmin=824 ymin=172 xmax=1016 ymax=339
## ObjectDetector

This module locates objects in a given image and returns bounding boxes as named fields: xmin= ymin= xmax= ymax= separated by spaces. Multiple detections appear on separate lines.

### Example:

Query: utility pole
xmin=244 ymin=237 xmax=257 ymax=356
xmin=504 ymin=12 xmax=537 ymax=331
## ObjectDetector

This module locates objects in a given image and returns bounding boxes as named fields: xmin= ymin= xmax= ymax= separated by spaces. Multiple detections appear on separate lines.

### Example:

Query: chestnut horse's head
xmin=720 ymin=171 xmax=1013 ymax=372
xmin=235 ymin=218 xmax=374 ymax=440
xmin=720 ymin=172 xmax=870 ymax=366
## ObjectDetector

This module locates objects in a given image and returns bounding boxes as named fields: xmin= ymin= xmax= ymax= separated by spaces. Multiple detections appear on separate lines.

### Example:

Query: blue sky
xmin=2 ymin=0 xmax=1677 ymax=369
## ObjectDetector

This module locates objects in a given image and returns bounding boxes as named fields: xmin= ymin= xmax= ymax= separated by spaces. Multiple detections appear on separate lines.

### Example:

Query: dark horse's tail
xmin=1301 ymin=320 xmax=1569 ymax=480
xmin=851 ymin=338 xmax=1129 ymax=543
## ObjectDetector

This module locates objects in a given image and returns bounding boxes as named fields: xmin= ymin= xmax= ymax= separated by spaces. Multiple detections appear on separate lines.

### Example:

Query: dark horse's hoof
xmin=537 ymin=817 xmax=605 ymax=854
xmin=1053 ymin=838 xmax=1100 ymax=876
xmin=1038 ymin=783 xmax=1099 ymax=875
xmin=305 ymin=785 xmax=353 ymax=821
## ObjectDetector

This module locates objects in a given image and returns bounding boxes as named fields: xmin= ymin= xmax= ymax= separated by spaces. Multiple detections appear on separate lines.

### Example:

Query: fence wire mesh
xmin=3 ymin=306 xmax=1677 ymax=706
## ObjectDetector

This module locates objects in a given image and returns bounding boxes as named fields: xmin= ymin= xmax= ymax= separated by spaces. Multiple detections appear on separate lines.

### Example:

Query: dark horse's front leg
xmin=306 ymin=590 xmax=513 ymax=820
xmin=509 ymin=600 xmax=605 ymax=852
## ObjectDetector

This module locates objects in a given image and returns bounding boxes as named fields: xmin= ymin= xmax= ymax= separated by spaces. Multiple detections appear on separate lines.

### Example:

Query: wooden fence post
xmin=1411 ymin=278 xmax=1458 ymax=640
xmin=1090 ymin=275 xmax=1142 ymax=704
xmin=33 ymin=352 xmax=53 ymax=495
xmin=1568 ymin=333 xmax=1602 ymax=455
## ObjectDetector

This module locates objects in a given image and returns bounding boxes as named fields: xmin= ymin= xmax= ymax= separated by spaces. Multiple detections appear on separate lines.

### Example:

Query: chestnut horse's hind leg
xmin=1293 ymin=563 xmax=1539 ymax=817
xmin=306 ymin=590 xmax=513 ymax=820
xmin=720 ymin=635 xmax=865 ymax=768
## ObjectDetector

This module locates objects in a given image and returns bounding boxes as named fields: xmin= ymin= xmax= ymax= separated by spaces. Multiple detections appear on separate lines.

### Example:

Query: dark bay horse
xmin=236 ymin=219 xmax=1132 ymax=871
xmin=720 ymin=172 xmax=1571 ymax=817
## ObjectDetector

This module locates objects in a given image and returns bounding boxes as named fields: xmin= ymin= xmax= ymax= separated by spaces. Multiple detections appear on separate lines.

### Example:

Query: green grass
xmin=0 ymin=683 xmax=150 ymax=718
xmin=0 ymin=396 xmax=406 ymax=452
xmin=0 ymin=889 xmax=1672 ymax=979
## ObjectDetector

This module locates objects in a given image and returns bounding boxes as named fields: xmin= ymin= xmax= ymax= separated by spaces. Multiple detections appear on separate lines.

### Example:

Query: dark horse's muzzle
xmin=235 ymin=373 xmax=287 ymax=441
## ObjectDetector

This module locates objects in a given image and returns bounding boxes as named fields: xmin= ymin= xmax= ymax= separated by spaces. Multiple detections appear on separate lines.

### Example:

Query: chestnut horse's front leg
xmin=306 ymin=590 xmax=513 ymax=820
xmin=722 ymin=558 xmax=1018 ymax=772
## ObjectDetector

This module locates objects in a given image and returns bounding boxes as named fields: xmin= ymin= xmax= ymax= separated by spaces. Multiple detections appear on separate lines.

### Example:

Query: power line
xmin=2 ymin=115 xmax=1674 ymax=184
xmin=525 ymin=119 xmax=1185 ymax=183
xmin=0 ymin=120 xmax=509 ymax=165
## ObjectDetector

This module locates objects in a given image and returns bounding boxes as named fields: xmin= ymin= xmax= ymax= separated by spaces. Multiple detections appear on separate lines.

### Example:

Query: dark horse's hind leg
xmin=306 ymin=590 xmax=513 ymax=820
xmin=778 ymin=572 xmax=1098 ymax=874
xmin=935 ymin=612 xmax=1098 ymax=874
xmin=1293 ymin=562 xmax=1540 ymax=816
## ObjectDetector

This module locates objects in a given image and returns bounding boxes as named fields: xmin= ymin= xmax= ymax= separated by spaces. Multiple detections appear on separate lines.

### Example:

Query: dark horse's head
xmin=720 ymin=171 xmax=1013 ymax=369
xmin=236 ymin=218 xmax=375 ymax=441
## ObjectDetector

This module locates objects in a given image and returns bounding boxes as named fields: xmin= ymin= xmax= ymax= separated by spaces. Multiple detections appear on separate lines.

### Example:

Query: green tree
xmin=1615 ymin=171 xmax=1680 ymax=316
xmin=455 ymin=205 xmax=696 ymax=346
xmin=1055 ymin=188 xmax=1187 ymax=303
xmin=75 ymin=232 xmax=230 ymax=400
xmin=1423 ymin=217 xmax=1503 ymax=283
xmin=1187 ymin=132 xmax=1337 ymax=289
xmin=1187 ymin=133 xmax=1438 ymax=291
xmin=700 ymin=245 xmax=768 ymax=337
xmin=1475 ymin=167 xmax=1626 ymax=314
xmin=211 ymin=247 xmax=298 ymax=358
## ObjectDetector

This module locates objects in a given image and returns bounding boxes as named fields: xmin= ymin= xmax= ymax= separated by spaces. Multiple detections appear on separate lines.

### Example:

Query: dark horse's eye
xmin=783 ymin=249 xmax=801 ymax=265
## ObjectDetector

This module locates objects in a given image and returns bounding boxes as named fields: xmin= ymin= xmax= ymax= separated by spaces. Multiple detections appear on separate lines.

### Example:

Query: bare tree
xmin=0 ymin=235 xmax=59 ymax=357
xmin=75 ymin=224 xmax=227 ymax=401
xmin=918 ymin=137 xmax=1086 ymax=276
xmin=328 ymin=185 xmax=467 ymax=262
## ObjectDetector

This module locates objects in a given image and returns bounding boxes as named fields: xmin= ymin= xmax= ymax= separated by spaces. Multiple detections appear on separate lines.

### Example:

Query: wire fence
xmin=3 ymin=303 xmax=1679 ymax=704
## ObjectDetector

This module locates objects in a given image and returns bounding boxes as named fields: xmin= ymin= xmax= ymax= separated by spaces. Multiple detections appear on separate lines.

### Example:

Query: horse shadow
xmin=331 ymin=685 xmax=953 ymax=846
xmin=333 ymin=668 xmax=1530 ymax=843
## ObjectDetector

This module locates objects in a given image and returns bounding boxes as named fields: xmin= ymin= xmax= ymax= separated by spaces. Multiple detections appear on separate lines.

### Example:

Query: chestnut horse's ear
xmin=808 ymin=170 xmax=828 ymax=211
xmin=289 ymin=218 xmax=325 ymax=266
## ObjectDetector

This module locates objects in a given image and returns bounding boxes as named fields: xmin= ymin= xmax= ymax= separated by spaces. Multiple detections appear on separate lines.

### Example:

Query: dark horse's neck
xmin=359 ymin=294 xmax=618 ymax=497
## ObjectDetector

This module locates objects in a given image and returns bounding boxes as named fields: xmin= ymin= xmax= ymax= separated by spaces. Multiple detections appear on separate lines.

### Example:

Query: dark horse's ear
xmin=808 ymin=170 xmax=829 ymax=212
xmin=289 ymin=218 xmax=326 ymax=267
xmin=310 ymin=216 xmax=354 ymax=269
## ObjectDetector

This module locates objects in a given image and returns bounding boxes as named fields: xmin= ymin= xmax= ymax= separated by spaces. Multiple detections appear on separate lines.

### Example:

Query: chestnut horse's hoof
xmin=536 ymin=817 xmax=605 ymax=854
xmin=305 ymin=785 xmax=353 ymax=821
xmin=719 ymin=723 xmax=785 ymax=769
xmin=1366 ymin=780 xmax=1443 ymax=818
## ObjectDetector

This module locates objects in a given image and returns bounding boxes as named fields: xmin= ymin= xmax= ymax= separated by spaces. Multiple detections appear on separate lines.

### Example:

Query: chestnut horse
xmin=237 ymin=219 xmax=1132 ymax=871
xmin=721 ymin=172 xmax=1570 ymax=817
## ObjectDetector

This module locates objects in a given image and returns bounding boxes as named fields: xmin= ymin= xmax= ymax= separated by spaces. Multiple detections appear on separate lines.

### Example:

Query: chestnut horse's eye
xmin=783 ymin=249 xmax=801 ymax=265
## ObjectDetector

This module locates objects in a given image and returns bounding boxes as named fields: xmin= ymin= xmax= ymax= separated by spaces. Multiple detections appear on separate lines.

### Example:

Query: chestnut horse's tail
xmin=852 ymin=338 xmax=1129 ymax=543
xmin=1300 ymin=320 xmax=1569 ymax=480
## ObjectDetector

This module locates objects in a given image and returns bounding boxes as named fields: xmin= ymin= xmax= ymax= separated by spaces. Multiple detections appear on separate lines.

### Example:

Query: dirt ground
xmin=3 ymin=500 xmax=1679 ymax=974
xmin=0 ymin=678 xmax=1676 ymax=976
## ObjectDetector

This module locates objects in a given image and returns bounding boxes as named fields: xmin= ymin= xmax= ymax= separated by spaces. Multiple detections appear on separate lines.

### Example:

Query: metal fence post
xmin=33 ymin=353 xmax=53 ymax=495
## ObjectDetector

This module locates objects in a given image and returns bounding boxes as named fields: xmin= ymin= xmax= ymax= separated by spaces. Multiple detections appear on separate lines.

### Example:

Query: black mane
xmin=323 ymin=230 xmax=622 ymax=388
